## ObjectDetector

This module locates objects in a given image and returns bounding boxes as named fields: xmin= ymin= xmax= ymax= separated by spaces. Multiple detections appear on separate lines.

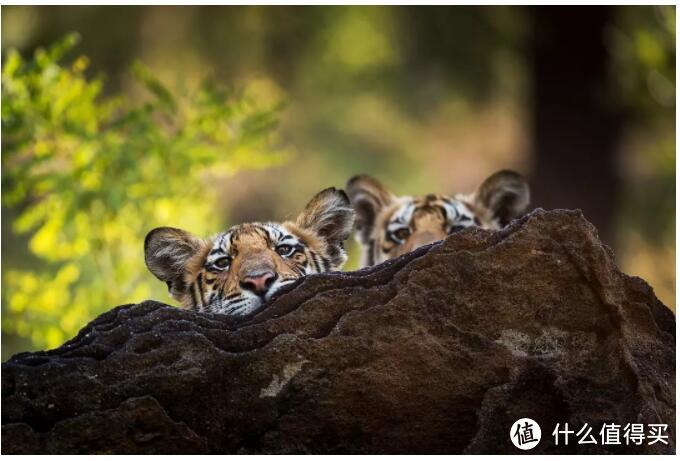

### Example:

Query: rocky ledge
xmin=1 ymin=209 xmax=675 ymax=454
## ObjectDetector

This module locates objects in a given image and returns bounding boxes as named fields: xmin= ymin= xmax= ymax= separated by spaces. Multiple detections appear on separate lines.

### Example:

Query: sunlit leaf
xmin=2 ymin=35 xmax=287 ymax=352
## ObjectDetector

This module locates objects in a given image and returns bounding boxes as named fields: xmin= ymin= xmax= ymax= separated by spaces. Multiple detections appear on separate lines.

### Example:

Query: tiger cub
xmin=346 ymin=170 xmax=530 ymax=267
xmin=144 ymin=188 xmax=354 ymax=317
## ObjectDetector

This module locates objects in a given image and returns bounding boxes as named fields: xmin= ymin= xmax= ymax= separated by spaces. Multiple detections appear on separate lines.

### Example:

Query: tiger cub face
xmin=346 ymin=170 xmax=530 ymax=268
xmin=144 ymin=188 xmax=354 ymax=317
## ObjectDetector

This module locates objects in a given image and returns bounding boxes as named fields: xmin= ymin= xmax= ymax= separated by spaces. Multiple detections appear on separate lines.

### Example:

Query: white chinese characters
xmin=552 ymin=423 xmax=668 ymax=446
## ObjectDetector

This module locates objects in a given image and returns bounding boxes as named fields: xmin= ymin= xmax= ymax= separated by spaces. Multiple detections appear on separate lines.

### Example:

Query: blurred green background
xmin=2 ymin=6 xmax=675 ymax=358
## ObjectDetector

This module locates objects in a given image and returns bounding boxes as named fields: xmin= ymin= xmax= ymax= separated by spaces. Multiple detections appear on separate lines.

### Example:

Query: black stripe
xmin=218 ymin=232 xmax=230 ymax=251
xmin=319 ymin=255 xmax=330 ymax=272
xmin=439 ymin=204 xmax=449 ymax=221
xmin=279 ymin=277 xmax=298 ymax=283
xmin=254 ymin=225 xmax=267 ymax=241
xmin=314 ymin=252 xmax=325 ymax=272
xmin=269 ymin=225 xmax=283 ymax=241
xmin=309 ymin=251 xmax=322 ymax=273
xmin=280 ymin=234 xmax=296 ymax=244
xmin=367 ymin=239 xmax=375 ymax=266
xmin=189 ymin=283 xmax=198 ymax=310
xmin=196 ymin=273 xmax=205 ymax=306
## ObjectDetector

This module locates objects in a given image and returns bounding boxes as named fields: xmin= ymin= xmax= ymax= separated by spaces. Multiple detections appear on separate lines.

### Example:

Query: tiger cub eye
xmin=393 ymin=228 xmax=410 ymax=241
xmin=213 ymin=256 xmax=231 ymax=269
xmin=276 ymin=244 xmax=295 ymax=257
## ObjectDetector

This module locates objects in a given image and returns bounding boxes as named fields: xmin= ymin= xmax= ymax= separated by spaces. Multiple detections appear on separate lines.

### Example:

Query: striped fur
xmin=346 ymin=170 xmax=530 ymax=267
xmin=145 ymin=188 xmax=354 ymax=317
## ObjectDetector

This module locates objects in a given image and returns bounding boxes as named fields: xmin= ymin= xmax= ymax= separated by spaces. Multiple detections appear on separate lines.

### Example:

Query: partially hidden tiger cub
xmin=346 ymin=170 xmax=530 ymax=268
xmin=144 ymin=188 xmax=354 ymax=317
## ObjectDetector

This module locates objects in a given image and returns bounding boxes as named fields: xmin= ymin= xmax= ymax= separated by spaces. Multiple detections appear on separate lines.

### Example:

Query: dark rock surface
xmin=2 ymin=209 xmax=675 ymax=454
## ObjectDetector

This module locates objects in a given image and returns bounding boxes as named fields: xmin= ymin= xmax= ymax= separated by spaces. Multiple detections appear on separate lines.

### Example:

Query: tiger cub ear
xmin=296 ymin=188 xmax=355 ymax=246
xmin=472 ymin=170 xmax=530 ymax=227
xmin=345 ymin=175 xmax=395 ymax=244
xmin=144 ymin=227 xmax=206 ymax=299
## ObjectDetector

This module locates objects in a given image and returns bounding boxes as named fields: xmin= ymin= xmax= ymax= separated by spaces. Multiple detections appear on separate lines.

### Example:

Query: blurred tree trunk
xmin=529 ymin=6 xmax=621 ymax=242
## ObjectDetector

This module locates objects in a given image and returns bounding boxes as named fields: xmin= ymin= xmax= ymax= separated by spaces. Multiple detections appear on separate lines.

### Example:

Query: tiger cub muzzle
xmin=144 ymin=187 xmax=354 ymax=317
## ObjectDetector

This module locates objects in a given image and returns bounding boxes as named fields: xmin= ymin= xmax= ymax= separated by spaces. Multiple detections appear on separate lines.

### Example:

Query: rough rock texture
xmin=2 ymin=209 xmax=675 ymax=454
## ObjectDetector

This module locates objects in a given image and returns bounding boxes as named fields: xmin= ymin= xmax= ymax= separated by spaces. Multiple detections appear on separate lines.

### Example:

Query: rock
xmin=1 ymin=209 xmax=675 ymax=454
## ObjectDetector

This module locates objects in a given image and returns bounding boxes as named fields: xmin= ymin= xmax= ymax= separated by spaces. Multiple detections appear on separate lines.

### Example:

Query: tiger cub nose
xmin=240 ymin=271 xmax=277 ymax=296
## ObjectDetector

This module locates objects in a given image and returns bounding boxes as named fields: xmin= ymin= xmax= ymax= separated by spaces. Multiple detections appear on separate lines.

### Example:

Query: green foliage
xmin=610 ymin=5 xmax=675 ymax=114
xmin=609 ymin=6 xmax=675 ymax=242
xmin=2 ymin=33 xmax=288 ymax=350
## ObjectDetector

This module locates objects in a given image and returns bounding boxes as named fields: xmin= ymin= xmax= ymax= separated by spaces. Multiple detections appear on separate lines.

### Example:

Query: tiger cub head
xmin=144 ymin=188 xmax=354 ymax=317
xmin=346 ymin=170 xmax=530 ymax=267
